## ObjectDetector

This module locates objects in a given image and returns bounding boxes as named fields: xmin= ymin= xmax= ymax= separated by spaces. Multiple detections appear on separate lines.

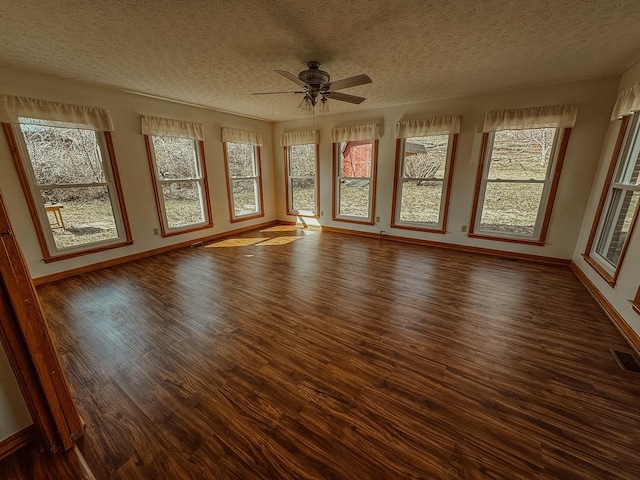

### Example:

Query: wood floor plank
xmin=6 ymin=228 xmax=640 ymax=479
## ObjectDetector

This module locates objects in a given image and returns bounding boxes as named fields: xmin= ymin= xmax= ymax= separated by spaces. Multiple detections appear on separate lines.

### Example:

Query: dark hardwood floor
xmin=8 ymin=226 xmax=640 ymax=478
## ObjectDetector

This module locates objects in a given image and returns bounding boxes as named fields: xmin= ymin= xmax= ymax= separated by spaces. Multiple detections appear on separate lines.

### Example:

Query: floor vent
xmin=610 ymin=349 xmax=640 ymax=373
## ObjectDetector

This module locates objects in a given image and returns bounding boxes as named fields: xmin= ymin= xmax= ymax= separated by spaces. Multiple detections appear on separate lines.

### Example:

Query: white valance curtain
xmin=141 ymin=115 xmax=204 ymax=140
xmin=395 ymin=115 xmax=461 ymax=138
xmin=331 ymin=123 xmax=380 ymax=143
xmin=281 ymin=130 xmax=320 ymax=146
xmin=611 ymin=83 xmax=640 ymax=120
xmin=482 ymin=104 xmax=577 ymax=132
xmin=0 ymin=94 xmax=114 ymax=131
xmin=221 ymin=127 xmax=263 ymax=146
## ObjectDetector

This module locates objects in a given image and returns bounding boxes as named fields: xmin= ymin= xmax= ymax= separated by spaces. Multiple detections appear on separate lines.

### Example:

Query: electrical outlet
xmin=320 ymin=210 xmax=324 ymax=216
xmin=461 ymin=225 xmax=468 ymax=233
xmin=375 ymin=216 xmax=380 ymax=223
xmin=153 ymin=228 xmax=159 ymax=235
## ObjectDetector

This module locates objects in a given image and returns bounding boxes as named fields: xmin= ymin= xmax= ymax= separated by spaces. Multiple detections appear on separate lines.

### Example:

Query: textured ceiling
xmin=0 ymin=1 xmax=639 ymax=121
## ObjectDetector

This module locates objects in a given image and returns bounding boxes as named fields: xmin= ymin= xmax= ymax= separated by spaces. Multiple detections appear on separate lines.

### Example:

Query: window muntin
xmin=147 ymin=135 xmax=211 ymax=234
xmin=286 ymin=144 xmax=318 ymax=216
xmin=224 ymin=142 xmax=263 ymax=220
xmin=13 ymin=120 xmax=128 ymax=256
xmin=591 ymin=114 xmax=640 ymax=274
xmin=473 ymin=127 xmax=560 ymax=239
xmin=334 ymin=140 xmax=377 ymax=223
xmin=393 ymin=134 xmax=453 ymax=229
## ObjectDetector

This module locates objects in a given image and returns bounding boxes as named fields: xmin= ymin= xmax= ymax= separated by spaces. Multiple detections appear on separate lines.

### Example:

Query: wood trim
xmin=42 ymin=240 xmax=134 ymax=264
xmin=331 ymin=139 xmax=378 ymax=226
xmin=222 ymin=142 xmax=235 ymax=223
xmin=467 ymin=232 xmax=545 ymax=246
xmin=283 ymin=146 xmax=292 ymax=215
xmin=331 ymin=142 xmax=337 ymax=221
xmin=256 ymin=146 xmax=265 ymax=218
xmin=570 ymin=261 xmax=640 ymax=356
xmin=632 ymin=287 xmax=640 ymax=316
xmin=390 ymin=224 xmax=446 ymax=235
xmin=284 ymin=144 xmax=321 ymax=218
xmin=538 ymin=127 xmax=572 ymax=243
xmin=2 ymin=123 xmax=52 ymax=259
xmin=321 ymin=225 xmax=570 ymax=266
xmin=389 ymin=139 xmax=402 ymax=228
xmin=441 ymin=133 xmax=458 ymax=234
xmin=104 ymin=132 xmax=133 ymax=245
xmin=584 ymin=116 xmax=630 ymax=256
xmin=0 ymin=195 xmax=84 ymax=452
xmin=33 ymin=220 xmax=279 ymax=285
xmin=0 ymin=425 xmax=35 ymax=462
xmin=582 ymin=116 xmax=639 ymax=287
xmin=315 ymin=143 xmax=320 ymax=219
xmin=468 ymin=132 xmax=489 ymax=235
xmin=145 ymin=137 xmax=214 ymax=238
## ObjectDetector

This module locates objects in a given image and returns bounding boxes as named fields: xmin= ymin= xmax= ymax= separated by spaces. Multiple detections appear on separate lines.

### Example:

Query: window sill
xmin=581 ymin=254 xmax=617 ymax=287
xmin=630 ymin=300 xmax=640 ymax=316
xmin=286 ymin=211 xmax=319 ymax=219
xmin=331 ymin=217 xmax=375 ymax=226
xmin=467 ymin=232 xmax=544 ymax=246
xmin=43 ymin=240 xmax=134 ymax=263
xmin=229 ymin=213 xmax=265 ymax=224
xmin=160 ymin=222 xmax=214 ymax=238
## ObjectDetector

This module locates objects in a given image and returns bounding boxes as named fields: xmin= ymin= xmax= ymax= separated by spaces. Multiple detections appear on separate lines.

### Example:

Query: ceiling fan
xmin=252 ymin=61 xmax=372 ymax=112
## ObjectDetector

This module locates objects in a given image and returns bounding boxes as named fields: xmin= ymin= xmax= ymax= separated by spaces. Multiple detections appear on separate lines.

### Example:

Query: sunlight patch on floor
xmin=255 ymin=236 xmax=302 ymax=246
xmin=205 ymin=238 xmax=265 ymax=248
xmin=260 ymin=225 xmax=298 ymax=232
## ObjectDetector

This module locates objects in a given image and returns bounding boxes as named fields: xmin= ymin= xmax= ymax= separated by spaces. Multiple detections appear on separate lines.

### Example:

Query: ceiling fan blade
xmin=251 ymin=91 xmax=304 ymax=95
xmin=327 ymin=92 xmax=366 ymax=104
xmin=275 ymin=70 xmax=309 ymax=88
xmin=325 ymin=74 xmax=372 ymax=91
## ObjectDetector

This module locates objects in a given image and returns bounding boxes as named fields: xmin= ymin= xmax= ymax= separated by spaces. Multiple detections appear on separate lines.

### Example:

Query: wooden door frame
xmin=0 ymin=194 xmax=83 ymax=454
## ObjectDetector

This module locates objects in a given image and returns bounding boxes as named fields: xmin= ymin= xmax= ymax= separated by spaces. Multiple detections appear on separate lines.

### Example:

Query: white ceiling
xmin=1 ymin=1 xmax=639 ymax=121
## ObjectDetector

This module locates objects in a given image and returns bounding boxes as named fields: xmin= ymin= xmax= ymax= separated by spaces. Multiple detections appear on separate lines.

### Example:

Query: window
xmin=584 ymin=113 xmax=640 ymax=284
xmin=282 ymin=130 xmax=320 ymax=217
xmin=331 ymin=124 xmax=379 ymax=225
xmin=142 ymin=116 xmax=212 ymax=236
xmin=1 ymin=95 xmax=131 ymax=261
xmin=222 ymin=127 xmax=264 ymax=222
xmin=391 ymin=116 xmax=460 ymax=233
xmin=470 ymin=105 xmax=576 ymax=244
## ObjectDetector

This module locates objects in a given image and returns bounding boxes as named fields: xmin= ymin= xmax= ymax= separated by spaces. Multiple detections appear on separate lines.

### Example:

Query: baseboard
xmin=320 ymin=225 xmax=570 ymax=267
xmin=0 ymin=425 xmax=34 ymax=463
xmin=570 ymin=261 xmax=640 ymax=356
xmin=33 ymin=220 xmax=278 ymax=285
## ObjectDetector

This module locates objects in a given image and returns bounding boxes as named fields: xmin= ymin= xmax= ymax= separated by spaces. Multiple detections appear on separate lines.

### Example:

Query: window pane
xmin=488 ymin=128 xmax=555 ymax=181
xmin=20 ymin=124 xmax=106 ymax=184
xmin=152 ymin=136 xmax=198 ymax=180
xmin=40 ymin=187 xmax=118 ymax=249
xmin=289 ymin=144 xmax=316 ymax=176
xmin=480 ymin=182 xmax=544 ymax=235
xmin=227 ymin=143 xmax=256 ymax=177
xmin=617 ymin=148 xmax=640 ymax=186
xmin=161 ymin=182 xmax=205 ymax=228
xmin=339 ymin=140 xmax=372 ymax=178
xmin=232 ymin=179 xmax=259 ymax=216
xmin=399 ymin=180 xmax=443 ymax=224
xmin=403 ymin=135 xmax=448 ymax=178
xmin=291 ymin=178 xmax=315 ymax=213
xmin=339 ymin=179 xmax=370 ymax=217
xmin=596 ymin=189 xmax=640 ymax=267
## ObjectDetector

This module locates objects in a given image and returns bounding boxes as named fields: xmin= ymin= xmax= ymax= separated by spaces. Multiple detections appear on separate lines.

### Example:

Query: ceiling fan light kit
xmin=252 ymin=61 xmax=371 ymax=113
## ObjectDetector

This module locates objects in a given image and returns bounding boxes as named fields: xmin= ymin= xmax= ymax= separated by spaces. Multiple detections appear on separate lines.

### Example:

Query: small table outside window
xmin=45 ymin=203 xmax=65 ymax=229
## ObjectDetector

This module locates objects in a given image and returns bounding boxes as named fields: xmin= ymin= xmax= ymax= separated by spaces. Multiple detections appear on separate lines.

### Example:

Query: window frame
xmin=223 ymin=141 xmax=265 ymax=223
xmin=332 ymin=139 xmax=379 ymax=225
xmin=391 ymin=134 xmax=458 ymax=233
xmin=583 ymin=114 xmax=640 ymax=286
xmin=2 ymin=122 xmax=132 ymax=263
xmin=284 ymin=144 xmax=320 ymax=218
xmin=144 ymin=135 xmax=213 ymax=237
xmin=468 ymin=127 xmax=571 ymax=245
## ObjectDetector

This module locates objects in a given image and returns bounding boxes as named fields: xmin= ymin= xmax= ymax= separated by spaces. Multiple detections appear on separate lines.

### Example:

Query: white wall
xmin=573 ymin=64 xmax=640 ymax=336
xmin=0 ymin=67 xmax=277 ymax=279
xmin=274 ymin=77 xmax=619 ymax=259
xmin=0 ymin=342 xmax=31 ymax=442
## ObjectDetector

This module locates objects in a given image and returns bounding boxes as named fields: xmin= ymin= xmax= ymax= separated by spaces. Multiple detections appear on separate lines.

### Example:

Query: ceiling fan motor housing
xmin=298 ymin=61 xmax=330 ymax=90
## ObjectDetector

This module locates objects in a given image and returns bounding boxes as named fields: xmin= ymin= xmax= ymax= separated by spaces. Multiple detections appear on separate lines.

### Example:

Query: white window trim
xmin=146 ymin=135 xmax=211 ymax=235
xmin=473 ymin=128 xmax=563 ymax=241
xmin=224 ymin=142 xmax=264 ymax=221
xmin=590 ymin=114 xmax=640 ymax=275
xmin=11 ymin=123 xmax=128 ymax=256
xmin=333 ymin=139 xmax=377 ymax=224
xmin=393 ymin=134 xmax=455 ymax=231
xmin=286 ymin=144 xmax=318 ymax=217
